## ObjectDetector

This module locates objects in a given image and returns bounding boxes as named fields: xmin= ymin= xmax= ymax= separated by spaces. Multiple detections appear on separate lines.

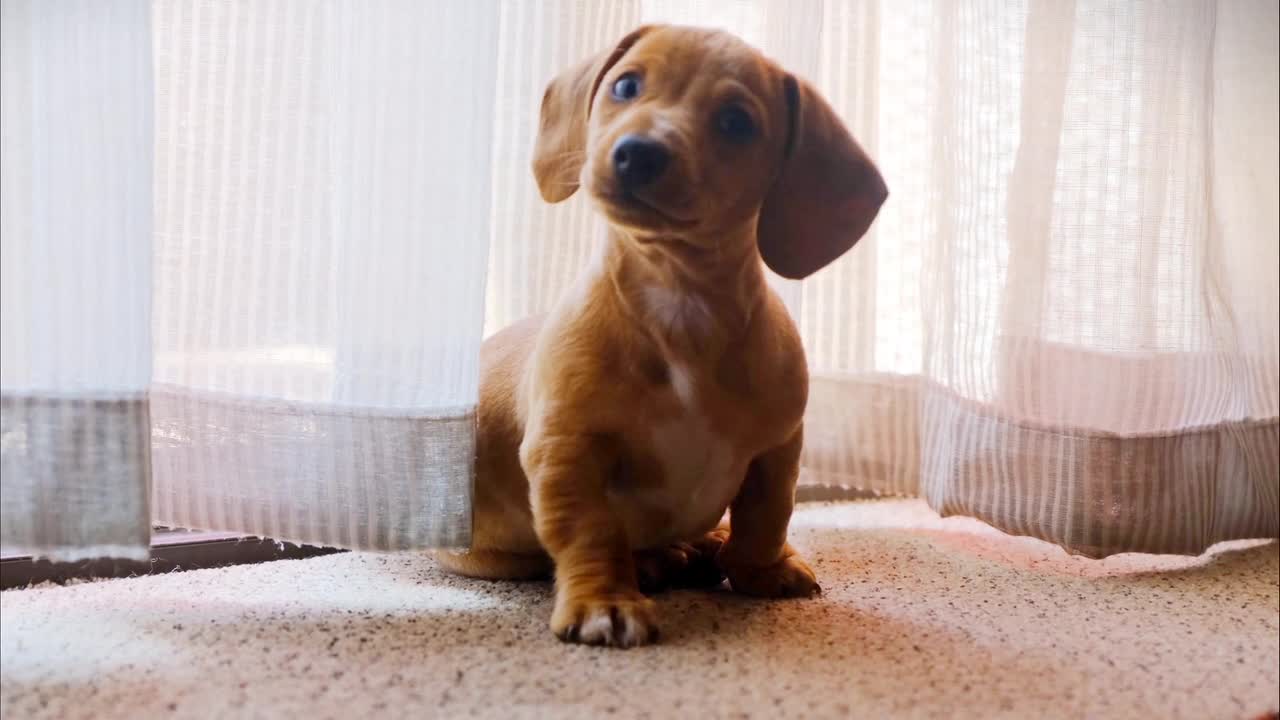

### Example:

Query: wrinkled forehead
xmin=621 ymin=26 xmax=776 ymax=98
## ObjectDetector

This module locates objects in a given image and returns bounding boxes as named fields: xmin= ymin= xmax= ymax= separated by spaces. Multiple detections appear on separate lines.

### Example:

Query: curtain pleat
xmin=1 ymin=0 xmax=154 ymax=561
xmin=147 ymin=0 xmax=498 ymax=550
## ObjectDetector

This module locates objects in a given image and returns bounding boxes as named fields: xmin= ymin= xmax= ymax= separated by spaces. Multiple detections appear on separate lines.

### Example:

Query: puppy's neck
xmin=601 ymin=220 xmax=765 ymax=357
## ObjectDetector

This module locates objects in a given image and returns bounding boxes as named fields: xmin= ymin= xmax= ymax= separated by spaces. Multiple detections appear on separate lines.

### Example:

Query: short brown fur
xmin=436 ymin=25 xmax=887 ymax=647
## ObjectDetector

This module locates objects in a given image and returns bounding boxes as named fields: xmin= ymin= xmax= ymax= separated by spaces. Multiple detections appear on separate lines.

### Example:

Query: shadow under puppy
xmin=437 ymin=24 xmax=887 ymax=647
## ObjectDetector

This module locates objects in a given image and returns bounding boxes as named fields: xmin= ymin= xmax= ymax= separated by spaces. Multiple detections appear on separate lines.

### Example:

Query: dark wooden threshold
xmin=0 ymin=529 xmax=343 ymax=590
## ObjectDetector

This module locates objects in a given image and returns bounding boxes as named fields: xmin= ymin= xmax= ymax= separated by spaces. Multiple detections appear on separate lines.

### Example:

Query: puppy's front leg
xmin=719 ymin=426 xmax=821 ymax=597
xmin=524 ymin=433 xmax=658 ymax=647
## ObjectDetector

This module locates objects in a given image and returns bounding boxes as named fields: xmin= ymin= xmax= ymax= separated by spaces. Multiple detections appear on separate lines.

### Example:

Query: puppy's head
xmin=532 ymin=25 xmax=887 ymax=279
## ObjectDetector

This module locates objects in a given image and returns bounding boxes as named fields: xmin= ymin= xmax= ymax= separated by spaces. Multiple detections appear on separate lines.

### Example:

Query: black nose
xmin=611 ymin=134 xmax=669 ymax=189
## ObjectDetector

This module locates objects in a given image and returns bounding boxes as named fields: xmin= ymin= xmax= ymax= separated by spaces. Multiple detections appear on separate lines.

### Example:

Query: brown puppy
xmin=436 ymin=25 xmax=887 ymax=647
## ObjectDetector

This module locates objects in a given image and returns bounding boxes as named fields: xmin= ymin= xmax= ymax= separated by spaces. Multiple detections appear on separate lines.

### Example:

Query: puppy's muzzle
xmin=611 ymin=134 xmax=669 ymax=189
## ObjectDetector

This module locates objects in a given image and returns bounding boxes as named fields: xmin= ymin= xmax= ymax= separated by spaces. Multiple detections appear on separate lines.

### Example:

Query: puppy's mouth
xmin=593 ymin=185 xmax=698 ymax=231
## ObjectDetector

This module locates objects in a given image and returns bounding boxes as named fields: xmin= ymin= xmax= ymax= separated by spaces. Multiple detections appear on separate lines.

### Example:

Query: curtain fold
xmin=1 ymin=0 xmax=155 ymax=561
xmin=2 ymin=0 xmax=498 ymax=558
xmin=147 ymin=0 xmax=498 ymax=550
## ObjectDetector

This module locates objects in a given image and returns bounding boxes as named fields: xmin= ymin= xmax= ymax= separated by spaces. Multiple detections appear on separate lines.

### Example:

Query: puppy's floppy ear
xmin=531 ymin=25 xmax=655 ymax=203
xmin=758 ymin=75 xmax=888 ymax=279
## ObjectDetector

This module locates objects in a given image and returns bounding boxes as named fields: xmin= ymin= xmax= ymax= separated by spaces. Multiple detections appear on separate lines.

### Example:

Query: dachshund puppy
xmin=437 ymin=24 xmax=887 ymax=647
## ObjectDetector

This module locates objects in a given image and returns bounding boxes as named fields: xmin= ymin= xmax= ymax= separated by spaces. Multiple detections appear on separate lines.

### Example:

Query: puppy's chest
xmin=610 ymin=363 xmax=754 ymax=546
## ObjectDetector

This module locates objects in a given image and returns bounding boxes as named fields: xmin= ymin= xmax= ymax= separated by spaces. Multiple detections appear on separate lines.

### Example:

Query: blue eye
xmin=612 ymin=73 xmax=642 ymax=101
xmin=717 ymin=105 xmax=755 ymax=141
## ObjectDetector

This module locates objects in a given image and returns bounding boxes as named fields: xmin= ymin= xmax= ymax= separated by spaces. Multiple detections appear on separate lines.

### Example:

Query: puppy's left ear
xmin=758 ymin=75 xmax=888 ymax=280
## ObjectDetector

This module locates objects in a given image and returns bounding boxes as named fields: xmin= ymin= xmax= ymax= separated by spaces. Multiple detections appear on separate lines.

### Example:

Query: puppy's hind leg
xmin=433 ymin=548 xmax=553 ymax=581
xmin=633 ymin=525 xmax=730 ymax=593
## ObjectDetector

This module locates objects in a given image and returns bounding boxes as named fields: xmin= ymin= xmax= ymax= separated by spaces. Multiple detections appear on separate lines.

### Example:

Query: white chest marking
xmin=643 ymin=287 xmax=716 ymax=342
xmin=634 ymin=364 xmax=740 ymax=543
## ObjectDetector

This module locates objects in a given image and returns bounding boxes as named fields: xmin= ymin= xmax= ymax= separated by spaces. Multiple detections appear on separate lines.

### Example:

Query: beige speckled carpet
xmin=2 ymin=500 xmax=1277 ymax=720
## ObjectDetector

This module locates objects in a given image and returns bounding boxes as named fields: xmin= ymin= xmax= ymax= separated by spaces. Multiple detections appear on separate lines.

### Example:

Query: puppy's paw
xmin=551 ymin=591 xmax=659 ymax=648
xmin=634 ymin=543 xmax=693 ymax=593
xmin=687 ymin=525 xmax=730 ymax=560
xmin=634 ymin=534 xmax=727 ymax=593
xmin=722 ymin=553 xmax=820 ymax=598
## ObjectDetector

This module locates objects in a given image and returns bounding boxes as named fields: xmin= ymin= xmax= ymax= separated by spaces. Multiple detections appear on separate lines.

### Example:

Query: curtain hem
xmin=802 ymin=372 xmax=1279 ymax=558
xmin=0 ymin=394 xmax=152 ymax=562
xmin=150 ymin=386 xmax=474 ymax=551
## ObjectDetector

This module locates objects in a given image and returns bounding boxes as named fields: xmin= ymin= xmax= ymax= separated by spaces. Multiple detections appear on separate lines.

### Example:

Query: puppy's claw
xmin=551 ymin=592 xmax=659 ymax=648
xmin=723 ymin=553 xmax=820 ymax=599
xmin=557 ymin=623 xmax=581 ymax=643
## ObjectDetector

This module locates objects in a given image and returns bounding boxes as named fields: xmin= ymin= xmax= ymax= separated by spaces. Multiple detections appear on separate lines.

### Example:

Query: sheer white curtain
xmin=1 ymin=0 xmax=154 ymax=560
xmin=2 ymin=0 xmax=497 ymax=558
xmin=2 ymin=0 xmax=1276 ymax=561
xmin=485 ymin=0 xmax=1279 ymax=557
xmin=147 ymin=0 xmax=496 ymax=552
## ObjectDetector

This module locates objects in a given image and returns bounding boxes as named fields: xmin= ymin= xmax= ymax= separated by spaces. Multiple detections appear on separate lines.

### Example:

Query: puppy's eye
xmin=716 ymin=105 xmax=755 ymax=141
xmin=611 ymin=73 xmax=642 ymax=101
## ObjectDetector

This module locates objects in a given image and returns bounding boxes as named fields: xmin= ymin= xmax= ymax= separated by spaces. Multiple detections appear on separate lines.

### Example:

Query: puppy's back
xmin=473 ymin=314 xmax=546 ymax=551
